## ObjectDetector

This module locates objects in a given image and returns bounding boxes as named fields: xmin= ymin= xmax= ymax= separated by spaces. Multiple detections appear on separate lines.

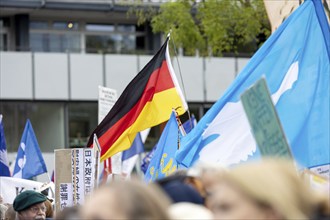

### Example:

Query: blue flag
xmin=176 ymin=0 xmax=329 ymax=169
xmin=13 ymin=119 xmax=48 ymax=179
xmin=182 ymin=114 xmax=197 ymax=134
xmin=141 ymin=114 xmax=196 ymax=174
xmin=141 ymin=146 xmax=156 ymax=174
xmin=122 ymin=132 xmax=144 ymax=161
xmin=0 ymin=115 xmax=11 ymax=176
xmin=144 ymin=111 xmax=180 ymax=182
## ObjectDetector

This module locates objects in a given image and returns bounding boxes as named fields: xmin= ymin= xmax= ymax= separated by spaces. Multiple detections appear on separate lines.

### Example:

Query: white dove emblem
xmin=199 ymin=62 xmax=299 ymax=166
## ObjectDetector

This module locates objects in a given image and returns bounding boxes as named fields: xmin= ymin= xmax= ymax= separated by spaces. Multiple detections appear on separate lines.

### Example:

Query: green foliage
xmin=151 ymin=0 xmax=205 ymax=55
xmin=129 ymin=0 xmax=270 ymax=57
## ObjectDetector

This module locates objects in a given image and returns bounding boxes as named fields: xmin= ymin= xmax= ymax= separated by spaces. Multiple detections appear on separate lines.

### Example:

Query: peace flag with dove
xmin=0 ymin=115 xmax=11 ymax=177
xmin=175 ymin=0 xmax=329 ymax=169
xmin=13 ymin=119 xmax=47 ymax=179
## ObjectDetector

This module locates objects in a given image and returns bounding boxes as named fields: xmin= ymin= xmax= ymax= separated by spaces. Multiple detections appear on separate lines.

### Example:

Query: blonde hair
xmin=98 ymin=180 xmax=171 ymax=220
xmin=0 ymin=204 xmax=8 ymax=220
xmin=218 ymin=159 xmax=328 ymax=219
xmin=44 ymin=199 xmax=53 ymax=218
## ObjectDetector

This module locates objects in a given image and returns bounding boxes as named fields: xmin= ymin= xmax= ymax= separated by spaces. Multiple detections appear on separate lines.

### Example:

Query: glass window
xmin=49 ymin=33 xmax=81 ymax=53
xmin=0 ymin=33 xmax=7 ymax=51
xmin=0 ymin=102 xmax=65 ymax=152
xmin=0 ymin=19 xmax=9 ymax=51
xmin=30 ymin=32 xmax=81 ymax=52
xmin=30 ymin=33 xmax=50 ymax=52
xmin=30 ymin=20 xmax=81 ymax=53
xmin=86 ymin=24 xmax=115 ymax=32
xmin=120 ymin=34 xmax=136 ymax=53
xmin=68 ymin=103 xmax=98 ymax=148
xmin=30 ymin=21 xmax=49 ymax=29
xmin=117 ymin=25 xmax=135 ymax=33
xmin=86 ymin=34 xmax=135 ymax=54
xmin=85 ymin=35 xmax=116 ymax=53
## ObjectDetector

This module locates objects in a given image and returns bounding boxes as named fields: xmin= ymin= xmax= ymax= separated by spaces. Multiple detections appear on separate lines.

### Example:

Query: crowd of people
xmin=0 ymin=159 xmax=329 ymax=220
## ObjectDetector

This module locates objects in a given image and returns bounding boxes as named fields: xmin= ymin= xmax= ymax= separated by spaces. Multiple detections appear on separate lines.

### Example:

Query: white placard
xmin=310 ymin=164 xmax=330 ymax=180
xmin=0 ymin=177 xmax=43 ymax=204
xmin=59 ymin=183 xmax=73 ymax=210
xmin=84 ymin=149 xmax=94 ymax=196
xmin=71 ymin=149 xmax=84 ymax=205
xmin=98 ymin=86 xmax=121 ymax=174
xmin=98 ymin=85 xmax=117 ymax=124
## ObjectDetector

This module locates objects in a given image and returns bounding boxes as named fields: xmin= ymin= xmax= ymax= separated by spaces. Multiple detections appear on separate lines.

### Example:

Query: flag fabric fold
xmin=144 ymin=111 xmax=181 ymax=182
xmin=86 ymin=37 xmax=187 ymax=161
xmin=141 ymin=114 xmax=196 ymax=174
xmin=176 ymin=0 xmax=329 ymax=169
xmin=0 ymin=115 xmax=11 ymax=177
xmin=121 ymin=132 xmax=145 ymax=177
xmin=122 ymin=132 xmax=144 ymax=161
xmin=13 ymin=119 xmax=48 ymax=179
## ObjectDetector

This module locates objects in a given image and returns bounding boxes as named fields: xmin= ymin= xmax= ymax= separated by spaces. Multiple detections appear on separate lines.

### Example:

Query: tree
xmin=128 ymin=0 xmax=270 ymax=57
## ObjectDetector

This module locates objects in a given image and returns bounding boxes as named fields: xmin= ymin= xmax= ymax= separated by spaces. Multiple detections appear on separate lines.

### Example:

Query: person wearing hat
xmin=13 ymin=190 xmax=47 ymax=220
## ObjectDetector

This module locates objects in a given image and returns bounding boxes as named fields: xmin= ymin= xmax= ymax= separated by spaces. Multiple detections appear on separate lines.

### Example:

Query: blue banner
xmin=176 ymin=0 xmax=329 ymax=169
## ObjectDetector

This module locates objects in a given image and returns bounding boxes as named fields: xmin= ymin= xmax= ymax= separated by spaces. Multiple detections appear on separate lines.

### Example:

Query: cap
xmin=13 ymin=190 xmax=47 ymax=212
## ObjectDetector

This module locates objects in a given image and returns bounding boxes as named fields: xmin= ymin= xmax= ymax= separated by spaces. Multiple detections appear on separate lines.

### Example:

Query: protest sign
xmin=55 ymin=149 xmax=72 ymax=213
xmin=98 ymin=86 xmax=122 ymax=175
xmin=241 ymin=78 xmax=292 ymax=159
xmin=0 ymin=177 xmax=43 ymax=203
xmin=309 ymin=164 xmax=330 ymax=180
xmin=84 ymin=149 xmax=93 ymax=197
xmin=55 ymin=148 xmax=99 ymax=213
xmin=98 ymin=86 xmax=117 ymax=124
xmin=71 ymin=148 xmax=84 ymax=205
xmin=59 ymin=183 xmax=73 ymax=210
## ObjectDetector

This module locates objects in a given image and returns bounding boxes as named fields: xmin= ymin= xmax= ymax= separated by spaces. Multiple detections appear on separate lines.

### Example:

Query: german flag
xmin=86 ymin=37 xmax=188 ymax=161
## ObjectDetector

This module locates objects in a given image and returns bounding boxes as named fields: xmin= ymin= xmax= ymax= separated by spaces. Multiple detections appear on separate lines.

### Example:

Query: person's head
xmin=13 ymin=190 xmax=47 ymax=220
xmin=186 ymin=162 xmax=226 ymax=199
xmin=4 ymin=204 xmax=16 ymax=220
xmin=54 ymin=206 xmax=80 ymax=220
xmin=207 ymin=159 xmax=328 ymax=220
xmin=155 ymin=170 xmax=205 ymax=205
xmin=81 ymin=180 xmax=171 ymax=220
xmin=0 ymin=203 xmax=8 ymax=220
xmin=44 ymin=199 xmax=53 ymax=218
xmin=159 ymin=179 xmax=205 ymax=205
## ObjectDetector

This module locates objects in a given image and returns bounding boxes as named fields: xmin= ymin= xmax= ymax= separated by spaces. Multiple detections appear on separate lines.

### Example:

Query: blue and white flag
xmin=0 ymin=115 xmax=11 ymax=177
xmin=144 ymin=111 xmax=180 ymax=182
xmin=176 ymin=0 xmax=329 ymax=169
xmin=13 ymin=119 xmax=48 ymax=179
xmin=121 ymin=132 xmax=145 ymax=177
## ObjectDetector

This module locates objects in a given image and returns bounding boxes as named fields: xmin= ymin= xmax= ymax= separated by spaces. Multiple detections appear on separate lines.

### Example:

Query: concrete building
xmin=0 ymin=0 xmax=249 ymax=178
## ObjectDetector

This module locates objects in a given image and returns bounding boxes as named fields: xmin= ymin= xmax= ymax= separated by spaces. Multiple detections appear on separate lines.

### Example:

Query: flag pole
xmin=169 ymin=31 xmax=193 ymax=131
xmin=46 ymin=172 xmax=51 ymax=182
xmin=174 ymin=108 xmax=186 ymax=170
